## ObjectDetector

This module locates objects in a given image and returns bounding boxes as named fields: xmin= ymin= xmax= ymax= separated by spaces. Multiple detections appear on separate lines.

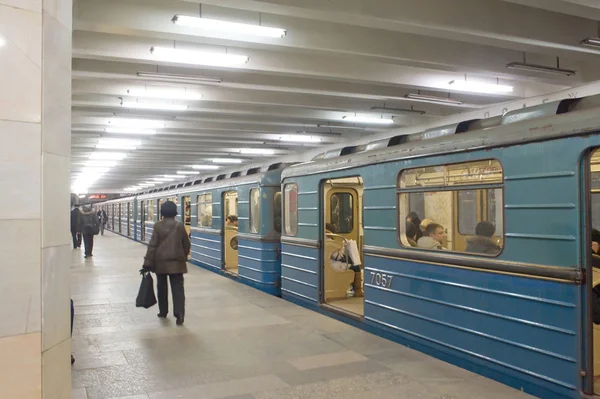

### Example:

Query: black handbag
xmin=136 ymin=269 xmax=157 ymax=308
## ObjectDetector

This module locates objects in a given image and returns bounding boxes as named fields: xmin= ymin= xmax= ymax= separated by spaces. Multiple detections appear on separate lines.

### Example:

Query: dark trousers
xmin=71 ymin=231 xmax=81 ymax=248
xmin=156 ymin=274 xmax=185 ymax=317
xmin=70 ymin=299 xmax=74 ymax=336
xmin=83 ymin=234 xmax=94 ymax=256
xmin=348 ymin=264 xmax=361 ymax=273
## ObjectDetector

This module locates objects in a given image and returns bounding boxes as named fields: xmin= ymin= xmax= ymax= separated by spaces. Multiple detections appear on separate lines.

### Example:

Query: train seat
xmin=324 ymin=237 xmax=355 ymax=301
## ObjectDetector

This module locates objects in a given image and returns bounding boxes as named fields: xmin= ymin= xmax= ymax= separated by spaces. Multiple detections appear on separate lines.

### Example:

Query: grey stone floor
xmin=71 ymin=232 xmax=535 ymax=399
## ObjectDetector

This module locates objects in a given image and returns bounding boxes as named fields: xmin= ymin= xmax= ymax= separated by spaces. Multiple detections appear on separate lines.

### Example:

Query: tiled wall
xmin=0 ymin=1 xmax=72 ymax=398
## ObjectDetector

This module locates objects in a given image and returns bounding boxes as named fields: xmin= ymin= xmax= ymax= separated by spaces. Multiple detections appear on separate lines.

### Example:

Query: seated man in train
xmin=466 ymin=221 xmax=501 ymax=255
xmin=226 ymin=215 xmax=238 ymax=229
xmin=417 ymin=223 xmax=446 ymax=250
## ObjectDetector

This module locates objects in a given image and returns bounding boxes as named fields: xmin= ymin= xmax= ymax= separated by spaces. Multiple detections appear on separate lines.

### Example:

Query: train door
xmin=586 ymin=148 xmax=600 ymax=395
xmin=127 ymin=202 xmax=132 ymax=237
xmin=321 ymin=177 xmax=364 ymax=316
xmin=222 ymin=191 xmax=239 ymax=275
xmin=182 ymin=196 xmax=191 ymax=237
xmin=118 ymin=203 xmax=122 ymax=234
xmin=140 ymin=200 xmax=145 ymax=241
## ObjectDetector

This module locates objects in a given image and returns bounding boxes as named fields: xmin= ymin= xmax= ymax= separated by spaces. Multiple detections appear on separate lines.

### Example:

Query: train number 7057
xmin=369 ymin=272 xmax=393 ymax=288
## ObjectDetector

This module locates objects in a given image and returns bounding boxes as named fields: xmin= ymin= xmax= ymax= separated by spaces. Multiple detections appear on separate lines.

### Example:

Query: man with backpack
xmin=78 ymin=204 xmax=100 ymax=258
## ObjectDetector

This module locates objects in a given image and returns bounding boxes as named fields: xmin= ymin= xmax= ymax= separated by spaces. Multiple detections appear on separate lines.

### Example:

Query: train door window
xmin=274 ymin=191 xmax=282 ymax=233
xmin=147 ymin=200 xmax=155 ymax=222
xmin=223 ymin=191 xmax=239 ymax=275
xmin=140 ymin=201 xmax=145 ymax=241
xmin=284 ymin=184 xmax=298 ymax=236
xmin=182 ymin=196 xmax=191 ymax=237
xmin=407 ymin=193 xmax=425 ymax=223
xmin=398 ymin=159 xmax=504 ymax=256
xmin=249 ymin=188 xmax=260 ymax=233
xmin=198 ymin=193 xmax=212 ymax=227
xmin=322 ymin=177 xmax=364 ymax=316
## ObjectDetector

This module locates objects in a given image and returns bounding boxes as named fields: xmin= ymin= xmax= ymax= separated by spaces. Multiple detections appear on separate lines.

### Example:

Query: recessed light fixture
xmin=342 ymin=115 xmax=394 ymax=125
xmin=405 ymin=93 xmax=463 ymax=105
xmin=121 ymin=102 xmax=189 ymax=111
xmin=191 ymin=165 xmax=220 ymax=170
xmin=136 ymin=72 xmax=222 ymax=84
xmin=239 ymin=148 xmax=276 ymax=155
xmin=211 ymin=158 xmax=243 ymax=164
xmin=172 ymin=15 xmax=286 ymax=38
xmin=150 ymin=47 xmax=249 ymax=67
xmin=580 ymin=37 xmax=600 ymax=48
xmin=89 ymin=152 xmax=127 ymax=160
xmin=448 ymin=80 xmax=513 ymax=94
xmin=108 ymin=118 xmax=166 ymax=129
xmin=506 ymin=62 xmax=576 ymax=76
xmin=105 ymin=128 xmax=157 ymax=135
xmin=127 ymin=88 xmax=202 ymax=101
xmin=278 ymin=134 xmax=322 ymax=143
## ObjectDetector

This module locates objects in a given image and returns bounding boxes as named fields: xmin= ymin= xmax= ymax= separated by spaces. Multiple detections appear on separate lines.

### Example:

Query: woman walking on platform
xmin=143 ymin=201 xmax=191 ymax=325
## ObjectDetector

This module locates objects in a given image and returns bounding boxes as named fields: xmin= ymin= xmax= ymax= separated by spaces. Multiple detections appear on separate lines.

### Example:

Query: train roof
xmin=282 ymin=94 xmax=600 ymax=180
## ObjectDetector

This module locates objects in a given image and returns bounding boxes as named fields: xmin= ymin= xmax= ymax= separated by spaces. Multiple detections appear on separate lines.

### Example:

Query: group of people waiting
xmin=405 ymin=212 xmax=501 ymax=255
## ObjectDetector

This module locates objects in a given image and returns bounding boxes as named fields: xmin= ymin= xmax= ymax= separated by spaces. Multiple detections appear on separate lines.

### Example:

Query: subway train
xmin=99 ymin=93 xmax=600 ymax=399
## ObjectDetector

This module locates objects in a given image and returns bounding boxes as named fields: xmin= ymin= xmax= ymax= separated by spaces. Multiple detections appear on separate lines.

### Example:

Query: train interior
xmin=590 ymin=149 xmax=600 ymax=394
xmin=399 ymin=159 xmax=504 ymax=254
xmin=223 ymin=191 xmax=239 ymax=275
xmin=322 ymin=177 xmax=365 ymax=316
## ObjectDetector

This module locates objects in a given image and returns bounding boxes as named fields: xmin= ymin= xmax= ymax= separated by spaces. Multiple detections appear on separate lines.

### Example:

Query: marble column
xmin=0 ymin=1 xmax=73 ymax=398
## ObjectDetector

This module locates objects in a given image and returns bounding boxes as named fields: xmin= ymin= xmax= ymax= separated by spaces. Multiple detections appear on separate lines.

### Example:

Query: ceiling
xmin=71 ymin=0 xmax=600 ymax=193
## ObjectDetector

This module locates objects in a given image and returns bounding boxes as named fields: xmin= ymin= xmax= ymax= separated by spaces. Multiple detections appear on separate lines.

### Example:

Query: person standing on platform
xmin=70 ymin=204 xmax=82 ymax=249
xmin=143 ymin=201 xmax=191 ymax=326
xmin=78 ymin=204 xmax=100 ymax=258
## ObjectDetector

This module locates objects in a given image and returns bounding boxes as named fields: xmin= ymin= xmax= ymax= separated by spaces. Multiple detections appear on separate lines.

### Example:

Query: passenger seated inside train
xmin=419 ymin=218 xmax=434 ymax=237
xmin=326 ymin=223 xmax=363 ymax=297
xmin=466 ymin=221 xmax=501 ymax=255
xmin=591 ymin=229 xmax=600 ymax=324
xmin=417 ymin=222 xmax=446 ymax=250
xmin=406 ymin=221 xmax=419 ymax=247
xmin=226 ymin=215 xmax=238 ymax=229
xmin=406 ymin=212 xmax=423 ymax=240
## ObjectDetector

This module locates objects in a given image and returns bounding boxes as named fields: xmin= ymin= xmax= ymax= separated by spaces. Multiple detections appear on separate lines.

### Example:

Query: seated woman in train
xmin=406 ymin=212 xmax=423 ymax=240
xmin=466 ymin=221 xmax=501 ymax=255
xmin=405 ymin=221 xmax=419 ymax=247
xmin=417 ymin=223 xmax=446 ymax=250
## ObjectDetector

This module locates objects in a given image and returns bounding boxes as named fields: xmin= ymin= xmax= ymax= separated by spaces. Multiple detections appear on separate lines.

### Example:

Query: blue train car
xmin=280 ymin=96 xmax=600 ymax=399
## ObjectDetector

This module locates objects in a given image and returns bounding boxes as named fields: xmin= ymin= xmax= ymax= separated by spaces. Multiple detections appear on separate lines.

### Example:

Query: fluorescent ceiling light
xmin=370 ymin=106 xmax=426 ymax=115
xmin=152 ymin=177 xmax=175 ymax=182
xmin=108 ymin=118 xmax=166 ymax=129
xmin=124 ymin=187 xmax=140 ymax=192
xmin=316 ymin=124 xmax=365 ymax=130
xmin=405 ymin=93 xmax=463 ymax=105
xmin=172 ymin=15 xmax=286 ymax=38
xmin=98 ymin=138 xmax=142 ymax=146
xmin=105 ymin=128 xmax=157 ymax=135
xmin=96 ymin=144 xmax=137 ymax=150
xmin=278 ymin=134 xmax=322 ymax=143
xmin=192 ymin=164 xmax=220 ymax=170
xmin=506 ymin=62 xmax=576 ymax=76
xmin=211 ymin=158 xmax=242 ymax=164
xmin=136 ymin=72 xmax=222 ymax=84
xmin=239 ymin=148 xmax=276 ymax=155
xmin=146 ymin=180 xmax=161 ymax=184
xmin=581 ymin=37 xmax=600 ymax=48
xmin=177 ymin=171 xmax=200 ymax=175
xmin=89 ymin=152 xmax=127 ymax=160
xmin=127 ymin=88 xmax=202 ymax=101
xmin=342 ymin=115 xmax=394 ymax=125
xmin=163 ymin=174 xmax=183 ymax=178
xmin=121 ymin=102 xmax=189 ymax=112
xmin=81 ymin=167 xmax=110 ymax=174
xmin=84 ymin=160 xmax=118 ymax=167
xmin=150 ymin=47 xmax=249 ymax=67
xmin=0 ymin=36 xmax=6 ymax=48
xmin=449 ymin=80 xmax=513 ymax=94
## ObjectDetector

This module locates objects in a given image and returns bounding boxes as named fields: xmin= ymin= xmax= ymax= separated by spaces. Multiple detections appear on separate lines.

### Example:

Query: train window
xmin=398 ymin=159 xmax=504 ymax=256
xmin=284 ymin=184 xmax=298 ymax=236
xmin=197 ymin=193 xmax=212 ymax=228
xmin=274 ymin=191 xmax=282 ymax=233
xmin=249 ymin=188 xmax=260 ymax=233
xmin=330 ymin=193 xmax=354 ymax=233
xmin=147 ymin=200 xmax=155 ymax=221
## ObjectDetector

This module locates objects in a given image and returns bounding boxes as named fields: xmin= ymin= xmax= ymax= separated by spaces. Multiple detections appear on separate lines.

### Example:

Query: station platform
xmin=70 ymin=232 xmax=536 ymax=399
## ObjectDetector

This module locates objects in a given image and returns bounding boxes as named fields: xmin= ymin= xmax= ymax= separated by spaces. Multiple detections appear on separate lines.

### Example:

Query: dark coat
xmin=143 ymin=218 xmax=191 ymax=275
xmin=465 ymin=236 xmax=501 ymax=255
xmin=78 ymin=210 xmax=100 ymax=235
xmin=71 ymin=208 xmax=81 ymax=233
